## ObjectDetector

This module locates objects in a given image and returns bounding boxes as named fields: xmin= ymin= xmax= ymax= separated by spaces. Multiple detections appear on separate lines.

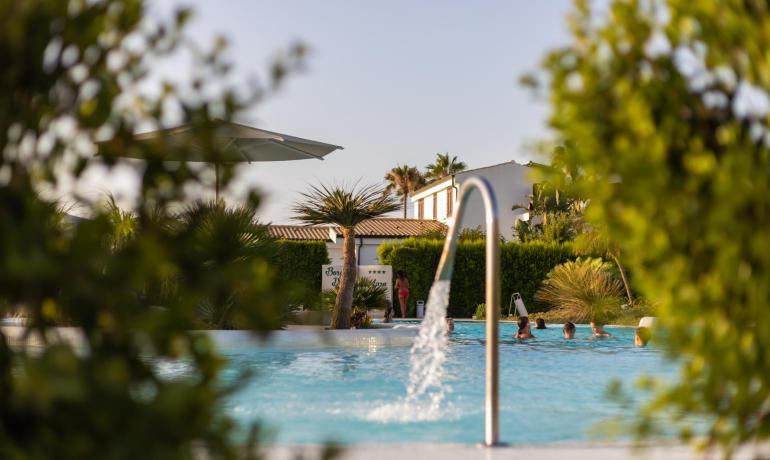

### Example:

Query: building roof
xmin=268 ymin=218 xmax=447 ymax=241
xmin=268 ymin=225 xmax=335 ymax=241
xmin=353 ymin=218 xmax=446 ymax=237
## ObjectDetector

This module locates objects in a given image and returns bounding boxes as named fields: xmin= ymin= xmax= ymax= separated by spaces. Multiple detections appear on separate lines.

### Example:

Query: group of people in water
xmin=390 ymin=272 xmax=651 ymax=347
xmin=512 ymin=316 xmax=651 ymax=347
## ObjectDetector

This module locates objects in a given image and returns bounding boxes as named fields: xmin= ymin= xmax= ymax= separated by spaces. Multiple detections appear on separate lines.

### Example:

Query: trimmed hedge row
xmin=272 ymin=240 xmax=330 ymax=305
xmin=378 ymin=239 xmax=577 ymax=317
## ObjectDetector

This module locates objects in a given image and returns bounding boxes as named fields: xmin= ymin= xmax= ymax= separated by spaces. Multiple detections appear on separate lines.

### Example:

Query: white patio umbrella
xmin=101 ymin=120 xmax=343 ymax=199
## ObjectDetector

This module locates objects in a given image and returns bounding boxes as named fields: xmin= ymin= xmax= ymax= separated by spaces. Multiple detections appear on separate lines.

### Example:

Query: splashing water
xmin=366 ymin=280 xmax=453 ymax=422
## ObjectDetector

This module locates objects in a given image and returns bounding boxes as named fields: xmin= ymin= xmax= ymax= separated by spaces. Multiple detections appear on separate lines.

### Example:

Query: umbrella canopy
xmin=101 ymin=121 xmax=343 ymax=198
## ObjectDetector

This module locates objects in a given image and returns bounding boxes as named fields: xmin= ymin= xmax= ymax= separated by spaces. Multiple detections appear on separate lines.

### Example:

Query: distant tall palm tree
xmin=384 ymin=165 xmax=425 ymax=218
xmin=293 ymin=184 xmax=399 ymax=329
xmin=425 ymin=153 xmax=466 ymax=181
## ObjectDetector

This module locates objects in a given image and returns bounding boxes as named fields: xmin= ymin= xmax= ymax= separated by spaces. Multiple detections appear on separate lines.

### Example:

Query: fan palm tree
xmin=293 ymin=183 xmax=399 ymax=329
xmin=425 ymin=153 xmax=466 ymax=181
xmin=384 ymin=165 xmax=425 ymax=218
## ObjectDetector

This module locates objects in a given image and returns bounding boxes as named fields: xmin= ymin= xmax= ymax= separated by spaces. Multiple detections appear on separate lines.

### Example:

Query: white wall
xmin=411 ymin=179 xmax=452 ymax=220
xmin=454 ymin=162 xmax=532 ymax=239
xmin=326 ymin=236 xmax=401 ymax=266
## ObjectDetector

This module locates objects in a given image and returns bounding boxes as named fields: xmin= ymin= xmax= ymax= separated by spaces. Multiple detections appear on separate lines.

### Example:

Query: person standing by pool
xmin=514 ymin=316 xmax=535 ymax=339
xmin=563 ymin=322 xmax=576 ymax=339
xmin=394 ymin=271 xmax=410 ymax=318
xmin=591 ymin=321 xmax=612 ymax=337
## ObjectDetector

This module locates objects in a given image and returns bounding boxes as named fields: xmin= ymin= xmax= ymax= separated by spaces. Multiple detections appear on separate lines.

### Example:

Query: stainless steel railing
xmin=433 ymin=176 xmax=501 ymax=446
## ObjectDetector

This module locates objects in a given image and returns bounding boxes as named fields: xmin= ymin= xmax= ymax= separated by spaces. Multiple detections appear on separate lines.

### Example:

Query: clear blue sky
xmin=140 ymin=0 xmax=573 ymax=223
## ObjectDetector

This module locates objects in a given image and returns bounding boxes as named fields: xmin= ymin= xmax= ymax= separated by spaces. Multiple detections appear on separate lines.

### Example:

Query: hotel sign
xmin=321 ymin=265 xmax=393 ymax=303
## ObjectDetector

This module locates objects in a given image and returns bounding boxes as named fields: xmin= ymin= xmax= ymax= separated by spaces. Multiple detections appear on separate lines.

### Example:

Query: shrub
xmin=513 ymin=211 xmax=582 ymax=244
xmin=350 ymin=277 xmax=389 ymax=311
xmin=416 ymin=228 xmax=447 ymax=240
xmin=459 ymin=226 xmax=486 ymax=241
xmin=378 ymin=238 xmax=577 ymax=317
xmin=534 ymin=258 xmax=624 ymax=324
xmin=473 ymin=303 xmax=486 ymax=320
xmin=350 ymin=310 xmax=373 ymax=329
xmin=322 ymin=277 xmax=389 ymax=317
xmin=272 ymin=240 xmax=330 ymax=307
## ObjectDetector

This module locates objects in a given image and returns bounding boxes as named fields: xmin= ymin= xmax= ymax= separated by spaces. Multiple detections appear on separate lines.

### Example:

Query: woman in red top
xmin=394 ymin=271 xmax=410 ymax=318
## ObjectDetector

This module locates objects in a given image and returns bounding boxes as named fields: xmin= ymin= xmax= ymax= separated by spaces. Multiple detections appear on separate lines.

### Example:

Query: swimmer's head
xmin=563 ymin=321 xmax=576 ymax=339
xmin=635 ymin=327 xmax=652 ymax=347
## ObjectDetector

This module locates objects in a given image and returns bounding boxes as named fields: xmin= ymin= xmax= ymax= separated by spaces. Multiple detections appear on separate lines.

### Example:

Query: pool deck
xmin=261 ymin=442 xmax=769 ymax=460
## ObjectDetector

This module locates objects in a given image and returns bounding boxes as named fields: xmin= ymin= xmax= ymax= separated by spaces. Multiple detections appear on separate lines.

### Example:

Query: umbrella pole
xmin=215 ymin=163 xmax=220 ymax=201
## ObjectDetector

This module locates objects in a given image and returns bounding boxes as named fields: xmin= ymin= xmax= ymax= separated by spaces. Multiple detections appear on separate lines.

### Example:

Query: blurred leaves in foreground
xmin=537 ymin=0 xmax=770 ymax=455
xmin=0 ymin=0 xmax=309 ymax=458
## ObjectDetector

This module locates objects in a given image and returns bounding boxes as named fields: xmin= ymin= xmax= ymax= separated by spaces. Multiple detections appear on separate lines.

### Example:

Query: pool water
xmin=206 ymin=321 xmax=675 ymax=445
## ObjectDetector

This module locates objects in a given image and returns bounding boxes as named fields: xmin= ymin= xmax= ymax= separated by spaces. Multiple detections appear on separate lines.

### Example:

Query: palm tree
xmin=293 ymin=183 xmax=399 ymax=329
xmin=384 ymin=165 xmax=425 ymax=218
xmin=512 ymin=182 xmax=573 ymax=227
xmin=425 ymin=153 xmax=466 ymax=181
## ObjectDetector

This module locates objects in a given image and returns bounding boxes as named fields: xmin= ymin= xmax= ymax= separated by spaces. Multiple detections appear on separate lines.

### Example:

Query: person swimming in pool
xmin=514 ymin=316 xmax=535 ymax=339
xmin=534 ymin=318 xmax=547 ymax=329
xmin=394 ymin=271 xmax=410 ymax=318
xmin=383 ymin=306 xmax=393 ymax=323
xmin=445 ymin=317 xmax=455 ymax=334
xmin=563 ymin=321 xmax=576 ymax=339
xmin=634 ymin=326 xmax=651 ymax=347
xmin=591 ymin=321 xmax=612 ymax=338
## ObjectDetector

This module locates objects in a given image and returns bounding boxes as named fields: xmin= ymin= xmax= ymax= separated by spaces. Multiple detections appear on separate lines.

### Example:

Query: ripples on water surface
xmin=162 ymin=322 xmax=675 ymax=444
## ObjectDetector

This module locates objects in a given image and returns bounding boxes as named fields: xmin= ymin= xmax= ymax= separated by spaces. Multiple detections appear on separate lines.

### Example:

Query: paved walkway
xmin=261 ymin=442 xmax=769 ymax=460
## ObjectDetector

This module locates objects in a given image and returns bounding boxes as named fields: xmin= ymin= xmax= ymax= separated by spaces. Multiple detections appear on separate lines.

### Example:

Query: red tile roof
xmin=268 ymin=218 xmax=447 ymax=240
xmin=353 ymin=218 xmax=446 ymax=237
xmin=268 ymin=225 xmax=335 ymax=241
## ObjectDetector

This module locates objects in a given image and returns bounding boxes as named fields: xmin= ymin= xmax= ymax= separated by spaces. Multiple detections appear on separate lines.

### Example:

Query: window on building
xmin=446 ymin=188 xmax=453 ymax=217
xmin=432 ymin=192 xmax=438 ymax=220
xmin=417 ymin=199 xmax=424 ymax=220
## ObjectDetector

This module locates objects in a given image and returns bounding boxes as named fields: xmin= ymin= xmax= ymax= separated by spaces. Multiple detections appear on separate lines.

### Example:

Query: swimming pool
xmin=176 ymin=321 xmax=675 ymax=445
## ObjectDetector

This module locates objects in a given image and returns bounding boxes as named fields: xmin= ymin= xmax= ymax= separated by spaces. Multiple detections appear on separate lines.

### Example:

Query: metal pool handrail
xmin=434 ymin=176 xmax=501 ymax=447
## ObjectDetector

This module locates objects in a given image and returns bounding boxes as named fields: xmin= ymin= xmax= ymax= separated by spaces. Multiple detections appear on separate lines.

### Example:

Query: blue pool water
xmin=204 ymin=321 xmax=676 ymax=445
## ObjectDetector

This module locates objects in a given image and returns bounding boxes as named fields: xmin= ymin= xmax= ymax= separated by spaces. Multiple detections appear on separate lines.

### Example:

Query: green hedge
xmin=272 ymin=240 xmax=330 ymax=306
xmin=378 ymin=239 xmax=577 ymax=317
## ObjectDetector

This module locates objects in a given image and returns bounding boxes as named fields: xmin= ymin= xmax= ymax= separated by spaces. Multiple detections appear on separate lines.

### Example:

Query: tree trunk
xmin=611 ymin=253 xmax=633 ymax=304
xmin=331 ymin=227 xmax=357 ymax=329
xmin=402 ymin=194 xmax=408 ymax=218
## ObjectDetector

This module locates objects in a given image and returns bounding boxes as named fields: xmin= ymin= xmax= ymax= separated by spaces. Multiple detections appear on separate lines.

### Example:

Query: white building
xmin=409 ymin=161 xmax=535 ymax=239
xmin=268 ymin=218 xmax=447 ymax=265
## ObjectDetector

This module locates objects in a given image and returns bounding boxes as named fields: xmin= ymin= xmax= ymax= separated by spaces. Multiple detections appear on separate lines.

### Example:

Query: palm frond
xmin=425 ymin=152 xmax=467 ymax=181
xmin=293 ymin=183 xmax=400 ymax=228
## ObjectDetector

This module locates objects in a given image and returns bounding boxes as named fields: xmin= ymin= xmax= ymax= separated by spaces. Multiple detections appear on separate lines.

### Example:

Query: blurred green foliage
xmin=378 ymin=239 xmax=577 ymax=316
xmin=537 ymin=0 xmax=770 ymax=453
xmin=0 ymin=0 xmax=308 ymax=458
